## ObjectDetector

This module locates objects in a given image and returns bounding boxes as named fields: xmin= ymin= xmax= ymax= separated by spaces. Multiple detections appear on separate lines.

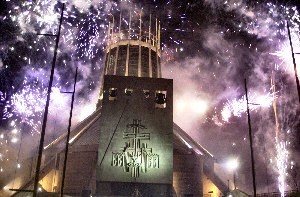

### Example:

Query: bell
xmin=143 ymin=90 xmax=150 ymax=98
xmin=155 ymin=93 xmax=166 ymax=104
xmin=125 ymin=89 xmax=133 ymax=96
xmin=109 ymin=89 xmax=117 ymax=97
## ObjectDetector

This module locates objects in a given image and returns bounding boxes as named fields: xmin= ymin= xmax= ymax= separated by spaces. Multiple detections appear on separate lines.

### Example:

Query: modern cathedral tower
xmin=95 ymin=13 xmax=173 ymax=196
xmin=97 ymin=12 xmax=162 ymax=105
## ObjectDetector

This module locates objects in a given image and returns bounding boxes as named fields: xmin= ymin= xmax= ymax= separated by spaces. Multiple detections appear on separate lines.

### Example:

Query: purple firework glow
xmin=0 ymin=0 xmax=299 ymax=196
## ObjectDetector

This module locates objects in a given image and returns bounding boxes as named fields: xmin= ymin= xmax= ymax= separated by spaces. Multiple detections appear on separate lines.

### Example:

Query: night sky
xmin=0 ymin=0 xmax=300 ymax=195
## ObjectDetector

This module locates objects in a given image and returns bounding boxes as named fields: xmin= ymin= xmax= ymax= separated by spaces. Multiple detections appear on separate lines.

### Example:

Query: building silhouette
xmin=3 ymin=13 xmax=228 ymax=197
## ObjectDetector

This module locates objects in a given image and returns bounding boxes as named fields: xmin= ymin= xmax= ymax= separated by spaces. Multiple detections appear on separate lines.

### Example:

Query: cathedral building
xmin=3 ymin=13 xmax=228 ymax=197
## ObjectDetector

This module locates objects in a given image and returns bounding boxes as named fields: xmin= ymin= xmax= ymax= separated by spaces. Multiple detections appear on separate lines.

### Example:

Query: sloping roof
xmin=173 ymin=123 xmax=228 ymax=195
xmin=43 ymin=108 xmax=102 ymax=152
xmin=173 ymin=122 xmax=214 ymax=158
xmin=44 ymin=110 xmax=215 ymax=159
xmin=232 ymin=189 xmax=249 ymax=197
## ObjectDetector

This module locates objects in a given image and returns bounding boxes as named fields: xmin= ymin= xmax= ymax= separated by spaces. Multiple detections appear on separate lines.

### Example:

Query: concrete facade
xmin=173 ymin=143 xmax=203 ymax=196
xmin=96 ymin=75 xmax=173 ymax=196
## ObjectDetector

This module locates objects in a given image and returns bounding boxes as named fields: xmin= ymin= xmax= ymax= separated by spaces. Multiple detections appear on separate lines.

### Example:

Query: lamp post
xmin=226 ymin=158 xmax=239 ymax=191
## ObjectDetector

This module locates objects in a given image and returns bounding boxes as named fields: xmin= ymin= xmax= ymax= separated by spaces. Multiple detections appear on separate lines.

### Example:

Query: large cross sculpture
xmin=112 ymin=119 xmax=159 ymax=178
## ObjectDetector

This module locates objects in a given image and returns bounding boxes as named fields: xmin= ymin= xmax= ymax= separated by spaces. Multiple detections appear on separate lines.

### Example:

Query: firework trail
xmin=0 ymin=91 xmax=13 ymax=120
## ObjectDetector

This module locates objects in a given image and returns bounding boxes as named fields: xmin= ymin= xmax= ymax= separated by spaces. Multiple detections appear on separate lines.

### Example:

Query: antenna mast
xmin=33 ymin=4 xmax=65 ymax=197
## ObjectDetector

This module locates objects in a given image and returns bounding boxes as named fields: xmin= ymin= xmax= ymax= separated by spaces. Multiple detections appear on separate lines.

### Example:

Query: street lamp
xmin=226 ymin=158 xmax=239 ymax=190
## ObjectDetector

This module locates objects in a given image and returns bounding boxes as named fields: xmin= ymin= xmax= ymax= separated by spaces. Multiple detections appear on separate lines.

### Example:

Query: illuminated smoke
xmin=276 ymin=140 xmax=288 ymax=197
xmin=0 ymin=58 xmax=3 ymax=71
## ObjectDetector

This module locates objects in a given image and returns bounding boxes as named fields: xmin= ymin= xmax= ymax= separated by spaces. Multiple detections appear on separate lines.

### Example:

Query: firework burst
xmin=221 ymin=91 xmax=275 ymax=122
xmin=9 ymin=78 xmax=46 ymax=134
